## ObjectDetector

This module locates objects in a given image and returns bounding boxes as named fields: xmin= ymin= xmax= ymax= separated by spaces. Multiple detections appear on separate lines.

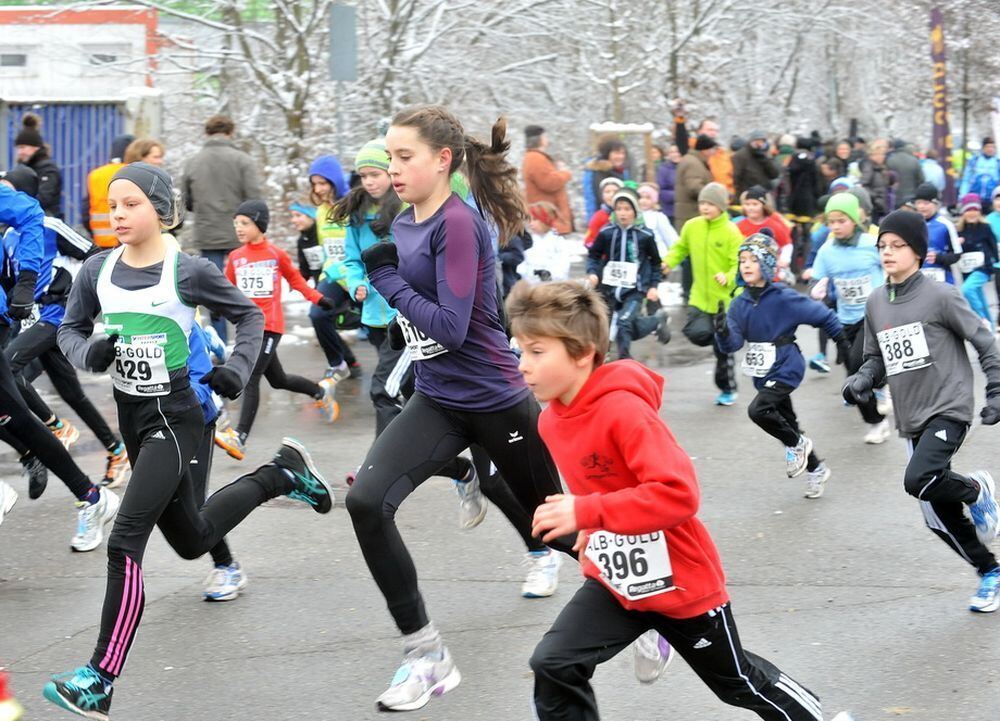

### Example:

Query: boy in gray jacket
xmin=844 ymin=209 xmax=1000 ymax=613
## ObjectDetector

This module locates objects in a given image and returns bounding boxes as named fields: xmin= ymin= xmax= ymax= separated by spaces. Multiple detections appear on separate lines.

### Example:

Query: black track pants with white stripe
xmin=531 ymin=579 xmax=822 ymax=721
xmin=904 ymin=417 xmax=998 ymax=575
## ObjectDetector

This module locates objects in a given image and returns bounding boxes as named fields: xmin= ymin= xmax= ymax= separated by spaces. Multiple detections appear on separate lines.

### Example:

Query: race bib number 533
xmin=584 ymin=530 xmax=675 ymax=601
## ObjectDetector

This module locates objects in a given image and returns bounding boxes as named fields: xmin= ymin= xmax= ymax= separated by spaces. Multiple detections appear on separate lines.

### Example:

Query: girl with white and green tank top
xmin=44 ymin=163 xmax=336 ymax=721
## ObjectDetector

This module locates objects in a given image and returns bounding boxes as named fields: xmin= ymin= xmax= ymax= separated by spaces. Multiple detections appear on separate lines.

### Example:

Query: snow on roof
xmin=589 ymin=122 xmax=655 ymax=134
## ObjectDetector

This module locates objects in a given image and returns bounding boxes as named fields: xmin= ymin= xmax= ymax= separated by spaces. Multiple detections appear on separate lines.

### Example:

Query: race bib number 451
xmin=603 ymin=261 xmax=638 ymax=289
xmin=877 ymin=322 xmax=932 ymax=376
xmin=584 ymin=530 xmax=675 ymax=601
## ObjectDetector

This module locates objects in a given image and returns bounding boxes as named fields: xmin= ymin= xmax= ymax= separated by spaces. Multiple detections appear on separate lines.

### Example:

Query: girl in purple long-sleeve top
xmin=348 ymin=106 xmax=574 ymax=713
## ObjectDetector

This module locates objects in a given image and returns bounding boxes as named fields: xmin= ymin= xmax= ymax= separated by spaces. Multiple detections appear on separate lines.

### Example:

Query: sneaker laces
xmin=975 ymin=570 xmax=1000 ymax=599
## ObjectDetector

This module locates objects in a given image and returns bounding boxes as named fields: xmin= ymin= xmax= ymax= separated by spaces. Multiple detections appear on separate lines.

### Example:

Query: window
xmin=82 ymin=45 xmax=131 ymax=68
xmin=0 ymin=54 xmax=27 ymax=67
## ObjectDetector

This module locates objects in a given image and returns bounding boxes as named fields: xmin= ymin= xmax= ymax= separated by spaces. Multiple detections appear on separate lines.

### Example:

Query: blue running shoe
xmin=969 ymin=568 xmax=1000 ymax=613
xmin=273 ymin=438 xmax=334 ymax=514
xmin=715 ymin=391 xmax=738 ymax=406
xmin=43 ymin=665 xmax=112 ymax=720
xmin=808 ymin=353 xmax=831 ymax=373
xmin=967 ymin=471 xmax=999 ymax=545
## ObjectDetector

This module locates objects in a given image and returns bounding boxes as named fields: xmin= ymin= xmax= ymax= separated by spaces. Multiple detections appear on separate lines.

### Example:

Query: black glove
xmin=833 ymin=335 xmax=852 ymax=366
xmin=317 ymin=296 xmax=337 ymax=311
xmin=981 ymin=395 xmax=1000 ymax=425
xmin=86 ymin=334 xmax=119 ymax=373
xmin=713 ymin=300 xmax=729 ymax=339
xmin=361 ymin=242 xmax=399 ymax=275
xmin=534 ymin=269 xmax=552 ymax=282
xmin=7 ymin=270 xmax=37 ymax=320
xmin=387 ymin=317 xmax=406 ymax=351
xmin=842 ymin=373 xmax=874 ymax=406
xmin=200 ymin=366 xmax=244 ymax=400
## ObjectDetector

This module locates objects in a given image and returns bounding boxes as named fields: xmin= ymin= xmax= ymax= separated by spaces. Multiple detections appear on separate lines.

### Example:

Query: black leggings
xmin=346 ymin=391 xmax=573 ymax=634
xmin=531 ymin=580 xmax=822 ymax=721
xmin=904 ymin=417 xmax=997 ymax=575
xmin=0 ymin=326 xmax=92 ymax=499
xmin=189 ymin=422 xmax=234 ymax=567
xmin=91 ymin=396 xmax=292 ymax=679
xmin=309 ymin=280 xmax=357 ymax=368
xmin=237 ymin=331 xmax=322 ymax=438
xmin=843 ymin=320 xmax=884 ymax=424
xmin=6 ymin=321 xmax=119 ymax=451
xmin=747 ymin=383 xmax=821 ymax=472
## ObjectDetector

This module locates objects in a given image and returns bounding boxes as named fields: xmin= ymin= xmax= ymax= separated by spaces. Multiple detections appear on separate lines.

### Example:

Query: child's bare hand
xmin=646 ymin=287 xmax=659 ymax=302
xmin=532 ymin=494 xmax=578 ymax=543
xmin=714 ymin=272 xmax=727 ymax=285
xmin=355 ymin=286 xmax=368 ymax=302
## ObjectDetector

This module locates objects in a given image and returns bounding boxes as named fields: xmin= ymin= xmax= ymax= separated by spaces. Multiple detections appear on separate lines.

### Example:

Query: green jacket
xmin=666 ymin=214 xmax=743 ymax=313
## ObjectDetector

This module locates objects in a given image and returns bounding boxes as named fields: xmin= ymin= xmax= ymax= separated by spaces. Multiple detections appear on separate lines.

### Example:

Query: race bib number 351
xmin=877 ymin=322 xmax=932 ymax=376
xmin=584 ymin=530 xmax=675 ymax=601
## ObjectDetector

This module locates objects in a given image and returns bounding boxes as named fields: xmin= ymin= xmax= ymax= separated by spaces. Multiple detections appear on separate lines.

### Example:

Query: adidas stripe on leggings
xmin=91 ymin=395 xmax=291 ymax=679
xmin=531 ymin=579 xmax=822 ymax=721
xmin=346 ymin=390 xmax=574 ymax=635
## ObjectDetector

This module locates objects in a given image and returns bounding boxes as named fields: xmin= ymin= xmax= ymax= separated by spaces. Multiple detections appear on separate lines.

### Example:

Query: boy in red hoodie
xmin=215 ymin=200 xmax=340 ymax=460
xmin=506 ymin=280 xmax=834 ymax=721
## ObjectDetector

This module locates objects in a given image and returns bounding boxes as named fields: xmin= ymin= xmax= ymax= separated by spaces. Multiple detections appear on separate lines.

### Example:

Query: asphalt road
xmin=2 ymin=306 xmax=998 ymax=721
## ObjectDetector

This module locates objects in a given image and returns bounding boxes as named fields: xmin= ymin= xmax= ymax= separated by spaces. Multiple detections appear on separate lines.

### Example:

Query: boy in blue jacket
xmin=716 ymin=234 xmax=845 ymax=498
xmin=587 ymin=188 xmax=670 ymax=360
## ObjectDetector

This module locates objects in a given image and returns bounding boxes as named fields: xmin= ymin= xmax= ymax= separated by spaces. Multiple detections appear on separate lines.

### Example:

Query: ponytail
xmin=464 ymin=118 xmax=527 ymax=247
xmin=328 ymin=184 xmax=402 ymax=237
xmin=391 ymin=106 xmax=527 ymax=246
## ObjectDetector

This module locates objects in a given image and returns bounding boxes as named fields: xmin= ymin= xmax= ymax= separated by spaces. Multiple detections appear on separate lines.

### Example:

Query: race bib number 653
xmin=584 ymin=530 xmax=675 ymax=601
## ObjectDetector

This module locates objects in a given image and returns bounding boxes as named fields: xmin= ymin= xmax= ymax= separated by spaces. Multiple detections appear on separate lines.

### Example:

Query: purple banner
xmin=930 ymin=7 xmax=957 ymax=205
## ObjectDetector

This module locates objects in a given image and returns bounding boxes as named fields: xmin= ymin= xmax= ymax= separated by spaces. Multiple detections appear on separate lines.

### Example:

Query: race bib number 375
xmin=584 ymin=530 xmax=675 ymax=601
xmin=877 ymin=322 xmax=932 ymax=376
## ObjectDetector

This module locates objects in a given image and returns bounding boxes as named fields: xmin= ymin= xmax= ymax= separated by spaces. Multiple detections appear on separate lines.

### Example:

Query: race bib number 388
xmin=877 ymin=322 xmax=932 ymax=376
xmin=584 ymin=530 xmax=675 ymax=601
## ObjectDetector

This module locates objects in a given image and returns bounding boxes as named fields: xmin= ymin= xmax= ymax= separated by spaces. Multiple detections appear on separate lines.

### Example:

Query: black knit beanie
xmin=878 ymin=209 xmax=927 ymax=262
xmin=235 ymin=199 xmax=270 ymax=233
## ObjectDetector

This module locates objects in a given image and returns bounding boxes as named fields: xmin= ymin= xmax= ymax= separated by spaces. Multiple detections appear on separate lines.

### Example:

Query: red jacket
xmin=584 ymin=208 xmax=610 ymax=247
xmin=225 ymin=239 xmax=321 ymax=334
xmin=538 ymin=360 xmax=728 ymax=618
xmin=737 ymin=214 xmax=792 ymax=249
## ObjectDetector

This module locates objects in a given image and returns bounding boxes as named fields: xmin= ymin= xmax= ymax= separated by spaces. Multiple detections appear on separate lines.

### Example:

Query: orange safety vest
xmin=88 ymin=162 xmax=125 ymax=248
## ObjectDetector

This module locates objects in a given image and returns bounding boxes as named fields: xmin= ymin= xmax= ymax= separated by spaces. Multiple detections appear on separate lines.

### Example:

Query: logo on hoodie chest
xmin=580 ymin=451 xmax=615 ymax=479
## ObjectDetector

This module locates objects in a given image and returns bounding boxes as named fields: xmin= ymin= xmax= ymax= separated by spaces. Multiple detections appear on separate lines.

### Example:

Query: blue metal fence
xmin=1 ymin=101 xmax=125 ymax=227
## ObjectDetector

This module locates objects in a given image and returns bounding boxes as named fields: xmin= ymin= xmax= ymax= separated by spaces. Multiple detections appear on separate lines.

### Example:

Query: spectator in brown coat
xmin=521 ymin=125 xmax=573 ymax=234
xmin=674 ymin=135 xmax=718 ymax=229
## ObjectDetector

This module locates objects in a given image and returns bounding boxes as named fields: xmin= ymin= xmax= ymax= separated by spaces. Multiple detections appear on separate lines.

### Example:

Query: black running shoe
xmin=273 ymin=438 xmax=334 ymax=514
xmin=21 ymin=454 xmax=48 ymax=500
xmin=43 ymin=665 xmax=113 ymax=720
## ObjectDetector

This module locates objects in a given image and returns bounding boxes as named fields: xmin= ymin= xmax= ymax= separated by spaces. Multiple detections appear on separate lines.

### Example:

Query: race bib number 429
xmin=111 ymin=334 xmax=171 ymax=396
xmin=584 ymin=530 xmax=675 ymax=601
xmin=877 ymin=322 xmax=932 ymax=376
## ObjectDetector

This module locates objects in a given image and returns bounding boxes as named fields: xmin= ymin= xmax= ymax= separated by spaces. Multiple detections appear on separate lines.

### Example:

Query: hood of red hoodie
xmin=548 ymin=360 xmax=664 ymax=420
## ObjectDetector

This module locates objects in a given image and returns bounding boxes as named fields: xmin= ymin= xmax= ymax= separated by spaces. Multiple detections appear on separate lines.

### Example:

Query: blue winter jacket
xmin=586 ymin=223 xmax=662 ymax=300
xmin=188 ymin=324 xmax=219 ymax=425
xmin=0 ymin=186 xmax=45 ymax=323
xmin=343 ymin=211 xmax=396 ymax=329
xmin=717 ymin=282 xmax=842 ymax=390
xmin=922 ymin=216 xmax=959 ymax=284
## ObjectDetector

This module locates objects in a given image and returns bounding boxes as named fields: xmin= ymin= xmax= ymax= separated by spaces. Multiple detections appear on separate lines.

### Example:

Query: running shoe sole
xmin=376 ymin=666 xmax=462 ymax=712
xmin=42 ymin=682 xmax=109 ymax=721
xmin=281 ymin=437 xmax=335 ymax=513
xmin=215 ymin=435 xmax=246 ymax=461
xmin=0 ymin=485 xmax=17 ymax=528
xmin=787 ymin=437 xmax=813 ymax=478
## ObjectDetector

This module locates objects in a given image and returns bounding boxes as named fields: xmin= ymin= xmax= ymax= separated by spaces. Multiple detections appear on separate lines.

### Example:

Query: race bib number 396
xmin=584 ymin=530 xmax=675 ymax=601
xmin=877 ymin=322 xmax=932 ymax=376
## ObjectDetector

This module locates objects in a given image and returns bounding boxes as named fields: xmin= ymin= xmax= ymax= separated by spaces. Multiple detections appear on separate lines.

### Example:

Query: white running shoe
xmin=454 ymin=465 xmax=486 ymax=530
xmin=874 ymin=386 xmax=893 ymax=416
xmin=830 ymin=713 xmax=857 ymax=721
xmin=804 ymin=463 xmax=831 ymax=499
xmin=521 ymin=550 xmax=561 ymax=598
xmin=0 ymin=480 xmax=18 ymax=528
xmin=375 ymin=647 xmax=462 ymax=711
xmin=633 ymin=629 xmax=675 ymax=683
xmin=71 ymin=489 xmax=120 ymax=552
xmin=203 ymin=562 xmax=248 ymax=602
xmin=864 ymin=420 xmax=892 ymax=444
xmin=785 ymin=435 xmax=812 ymax=478
xmin=967 ymin=471 xmax=999 ymax=545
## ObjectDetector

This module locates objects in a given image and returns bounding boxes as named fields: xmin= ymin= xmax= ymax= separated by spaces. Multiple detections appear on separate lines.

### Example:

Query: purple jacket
xmin=368 ymin=193 xmax=529 ymax=411
xmin=656 ymin=161 xmax=678 ymax=218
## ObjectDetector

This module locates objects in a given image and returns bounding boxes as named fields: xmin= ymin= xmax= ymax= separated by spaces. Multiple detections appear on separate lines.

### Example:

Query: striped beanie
xmin=354 ymin=139 xmax=389 ymax=171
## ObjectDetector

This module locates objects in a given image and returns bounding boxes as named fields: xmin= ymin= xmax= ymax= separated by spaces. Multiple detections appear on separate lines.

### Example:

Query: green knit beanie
xmin=354 ymin=139 xmax=389 ymax=171
xmin=824 ymin=193 xmax=861 ymax=226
